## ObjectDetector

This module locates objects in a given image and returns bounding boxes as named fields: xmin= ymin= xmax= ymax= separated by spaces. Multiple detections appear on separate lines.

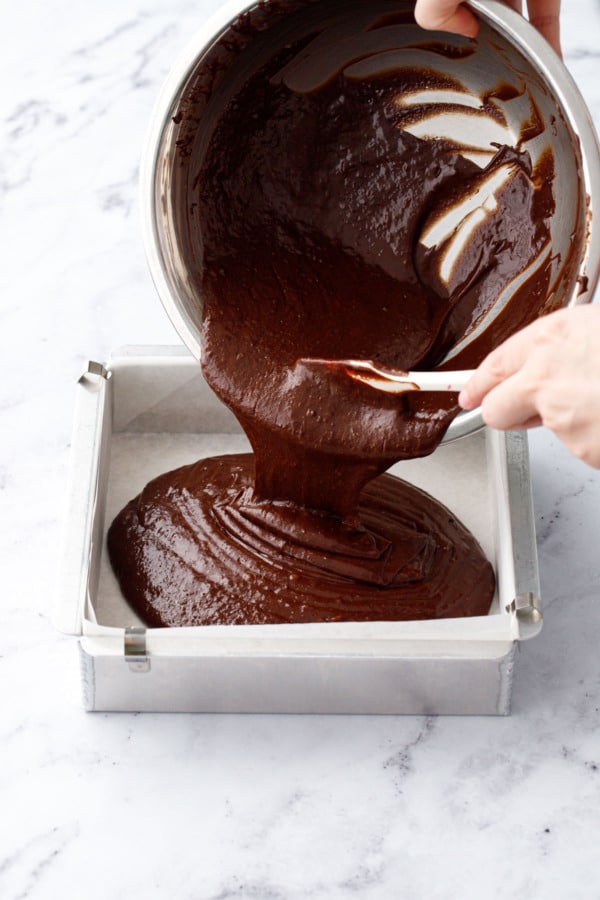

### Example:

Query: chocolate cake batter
xmin=108 ymin=0 xmax=557 ymax=626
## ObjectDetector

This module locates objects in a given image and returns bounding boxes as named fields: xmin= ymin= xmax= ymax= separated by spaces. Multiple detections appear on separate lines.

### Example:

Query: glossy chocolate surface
xmin=108 ymin=455 xmax=494 ymax=625
xmin=108 ymin=1 xmax=559 ymax=626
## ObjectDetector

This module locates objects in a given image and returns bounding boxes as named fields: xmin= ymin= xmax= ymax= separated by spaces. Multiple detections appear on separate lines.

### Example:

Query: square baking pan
xmin=54 ymin=346 xmax=542 ymax=715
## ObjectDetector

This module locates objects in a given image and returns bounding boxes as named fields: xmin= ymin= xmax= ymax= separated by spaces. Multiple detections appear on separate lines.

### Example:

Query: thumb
xmin=414 ymin=0 xmax=479 ymax=36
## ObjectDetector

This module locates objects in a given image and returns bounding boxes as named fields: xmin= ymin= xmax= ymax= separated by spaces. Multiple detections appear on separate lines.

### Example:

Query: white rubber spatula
xmin=300 ymin=358 xmax=474 ymax=394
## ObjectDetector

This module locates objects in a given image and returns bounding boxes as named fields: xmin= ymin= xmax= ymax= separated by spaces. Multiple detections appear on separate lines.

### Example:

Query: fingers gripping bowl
xmin=141 ymin=0 xmax=599 ymax=443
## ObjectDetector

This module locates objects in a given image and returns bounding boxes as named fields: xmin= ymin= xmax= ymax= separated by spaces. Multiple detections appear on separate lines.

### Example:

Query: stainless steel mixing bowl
xmin=141 ymin=0 xmax=600 ymax=442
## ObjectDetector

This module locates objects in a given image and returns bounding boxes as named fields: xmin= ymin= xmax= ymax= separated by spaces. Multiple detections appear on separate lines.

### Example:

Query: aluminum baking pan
xmin=55 ymin=347 xmax=542 ymax=713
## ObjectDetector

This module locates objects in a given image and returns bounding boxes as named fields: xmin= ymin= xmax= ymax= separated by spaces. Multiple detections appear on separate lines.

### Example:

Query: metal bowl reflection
xmin=141 ymin=0 xmax=599 ymax=442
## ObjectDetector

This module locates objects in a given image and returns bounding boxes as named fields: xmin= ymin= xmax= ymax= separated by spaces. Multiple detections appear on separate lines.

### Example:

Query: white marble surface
xmin=2 ymin=1 xmax=600 ymax=897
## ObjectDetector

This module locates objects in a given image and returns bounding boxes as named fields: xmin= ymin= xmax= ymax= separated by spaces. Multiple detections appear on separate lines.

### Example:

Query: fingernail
xmin=458 ymin=389 xmax=472 ymax=409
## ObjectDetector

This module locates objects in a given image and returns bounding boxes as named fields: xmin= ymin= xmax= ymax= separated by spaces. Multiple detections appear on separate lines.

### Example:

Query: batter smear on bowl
xmin=108 ymin=0 xmax=558 ymax=626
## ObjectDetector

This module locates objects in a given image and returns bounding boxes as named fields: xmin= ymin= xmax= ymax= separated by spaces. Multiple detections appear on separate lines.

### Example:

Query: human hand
xmin=458 ymin=305 xmax=600 ymax=467
xmin=414 ymin=0 xmax=561 ymax=57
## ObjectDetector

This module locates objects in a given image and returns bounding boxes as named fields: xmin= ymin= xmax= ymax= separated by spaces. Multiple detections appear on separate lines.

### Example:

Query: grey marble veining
xmin=1 ymin=1 xmax=600 ymax=898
